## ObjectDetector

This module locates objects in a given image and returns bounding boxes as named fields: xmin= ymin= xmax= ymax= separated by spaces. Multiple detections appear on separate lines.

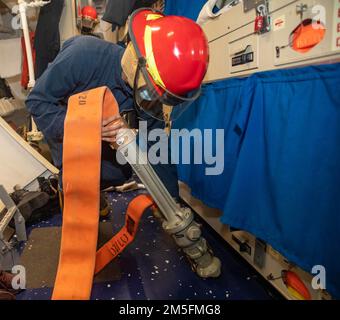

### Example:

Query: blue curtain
xmin=172 ymin=63 xmax=340 ymax=298
xmin=164 ymin=0 xmax=207 ymax=20
xmin=172 ymin=78 xmax=247 ymax=209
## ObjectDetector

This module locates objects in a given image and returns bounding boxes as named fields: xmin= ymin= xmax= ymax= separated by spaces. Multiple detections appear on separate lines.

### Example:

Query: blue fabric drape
xmin=172 ymin=78 xmax=247 ymax=209
xmin=172 ymin=63 xmax=340 ymax=298
xmin=164 ymin=0 xmax=207 ymax=20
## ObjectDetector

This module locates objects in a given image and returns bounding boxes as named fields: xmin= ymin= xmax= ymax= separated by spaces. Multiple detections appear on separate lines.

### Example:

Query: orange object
xmin=52 ymin=87 xmax=115 ymax=300
xmin=291 ymin=20 xmax=326 ymax=53
xmin=95 ymin=194 xmax=154 ymax=274
xmin=81 ymin=5 xmax=98 ymax=20
xmin=80 ymin=5 xmax=98 ymax=30
xmin=282 ymin=270 xmax=311 ymax=300
xmin=52 ymin=86 xmax=154 ymax=300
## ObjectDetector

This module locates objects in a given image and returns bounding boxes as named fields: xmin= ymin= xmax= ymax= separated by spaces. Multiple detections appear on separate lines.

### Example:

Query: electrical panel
xmin=203 ymin=0 xmax=340 ymax=82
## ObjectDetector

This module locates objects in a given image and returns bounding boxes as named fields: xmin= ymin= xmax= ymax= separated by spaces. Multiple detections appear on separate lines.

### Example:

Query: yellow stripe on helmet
xmin=143 ymin=18 xmax=166 ymax=89
xmin=146 ymin=13 xmax=163 ymax=21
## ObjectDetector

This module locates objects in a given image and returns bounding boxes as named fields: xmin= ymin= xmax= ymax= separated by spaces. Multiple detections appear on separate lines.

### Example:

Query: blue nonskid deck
xmin=17 ymin=190 xmax=281 ymax=300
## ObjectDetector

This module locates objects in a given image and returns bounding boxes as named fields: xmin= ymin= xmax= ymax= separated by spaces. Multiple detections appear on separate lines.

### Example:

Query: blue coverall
xmin=26 ymin=36 xmax=179 ymax=198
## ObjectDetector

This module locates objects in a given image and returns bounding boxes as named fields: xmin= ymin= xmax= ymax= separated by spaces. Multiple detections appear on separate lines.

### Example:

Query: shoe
xmin=0 ymin=271 xmax=21 ymax=295
xmin=99 ymin=193 xmax=110 ymax=218
xmin=0 ymin=289 xmax=15 ymax=300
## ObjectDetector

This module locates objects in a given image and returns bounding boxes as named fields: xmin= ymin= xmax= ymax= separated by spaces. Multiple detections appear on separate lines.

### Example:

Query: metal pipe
xmin=18 ymin=0 xmax=35 ymax=88
xmin=116 ymin=129 xmax=181 ymax=226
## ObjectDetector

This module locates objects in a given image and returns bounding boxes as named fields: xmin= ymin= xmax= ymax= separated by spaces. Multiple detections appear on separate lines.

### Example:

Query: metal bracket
xmin=231 ymin=234 xmax=252 ymax=256
xmin=254 ymin=238 xmax=267 ymax=269
xmin=0 ymin=185 xmax=27 ymax=270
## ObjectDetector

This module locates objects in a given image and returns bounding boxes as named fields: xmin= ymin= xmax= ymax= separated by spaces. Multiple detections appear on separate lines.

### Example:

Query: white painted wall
xmin=0 ymin=37 xmax=21 ymax=78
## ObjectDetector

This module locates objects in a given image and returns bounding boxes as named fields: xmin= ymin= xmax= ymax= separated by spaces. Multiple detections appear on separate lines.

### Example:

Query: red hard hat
xmin=129 ymin=9 xmax=209 ymax=96
xmin=81 ymin=5 xmax=98 ymax=21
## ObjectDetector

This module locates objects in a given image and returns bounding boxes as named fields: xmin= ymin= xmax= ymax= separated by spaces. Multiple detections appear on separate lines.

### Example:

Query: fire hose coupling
xmin=162 ymin=209 xmax=222 ymax=278
xmin=183 ymin=237 xmax=208 ymax=260
xmin=183 ymin=238 xmax=222 ymax=278
xmin=161 ymin=207 xmax=194 ymax=234
xmin=186 ymin=225 xmax=202 ymax=241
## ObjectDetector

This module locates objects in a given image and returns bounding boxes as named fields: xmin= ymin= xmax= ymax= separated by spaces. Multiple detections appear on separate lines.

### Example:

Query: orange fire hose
xmin=52 ymin=86 xmax=154 ymax=300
